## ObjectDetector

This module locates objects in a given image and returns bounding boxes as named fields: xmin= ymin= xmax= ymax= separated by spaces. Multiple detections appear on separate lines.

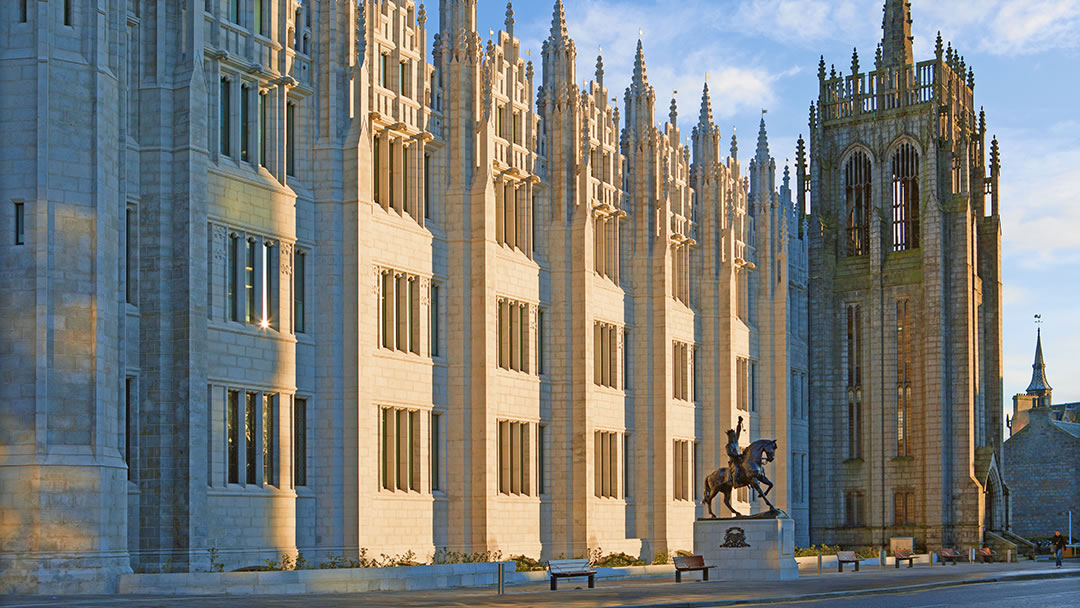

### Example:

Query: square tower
xmin=806 ymin=0 xmax=1003 ymax=549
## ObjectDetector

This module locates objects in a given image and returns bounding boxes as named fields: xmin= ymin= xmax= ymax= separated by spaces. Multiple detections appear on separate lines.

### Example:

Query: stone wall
xmin=1003 ymin=408 xmax=1080 ymax=539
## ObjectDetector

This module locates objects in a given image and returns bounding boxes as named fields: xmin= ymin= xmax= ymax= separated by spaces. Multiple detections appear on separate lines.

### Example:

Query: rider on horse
xmin=725 ymin=416 xmax=743 ymax=487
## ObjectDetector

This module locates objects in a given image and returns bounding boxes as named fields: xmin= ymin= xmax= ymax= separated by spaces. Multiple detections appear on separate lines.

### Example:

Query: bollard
xmin=817 ymin=550 xmax=822 ymax=575
xmin=1007 ymin=549 xmax=1012 ymax=563
xmin=879 ymin=549 xmax=886 ymax=570
xmin=497 ymin=562 xmax=504 ymax=595
xmin=929 ymin=552 xmax=934 ymax=567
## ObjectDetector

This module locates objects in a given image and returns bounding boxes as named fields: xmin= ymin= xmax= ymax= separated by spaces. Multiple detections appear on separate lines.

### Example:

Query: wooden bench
xmin=547 ymin=559 xmax=597 ymax=590
xmin=673 ymin=555 xmax=716 ymax=582
xmin=977 ymin=547 xmax=997 ymax=563
xmin=837 ymin=551 xmax=860 ymax=572
xmin=893 ymin=550 xmax=915 ymax=568
xmin=940 ymin=547 xmax=962 ymax=565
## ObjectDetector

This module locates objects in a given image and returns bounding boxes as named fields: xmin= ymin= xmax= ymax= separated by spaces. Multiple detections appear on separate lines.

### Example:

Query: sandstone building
xmin=0 ymin=0 xmax=809 ymax=592
xmin=806 ymin=0 xmax=1004 ymax=549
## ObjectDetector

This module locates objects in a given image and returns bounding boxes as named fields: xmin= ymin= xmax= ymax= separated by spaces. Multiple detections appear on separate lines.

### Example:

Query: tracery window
xmin=845 ymin=152 xmax=871 ymax=256
xmin=891 ymin=143 xmax=920 ymax=251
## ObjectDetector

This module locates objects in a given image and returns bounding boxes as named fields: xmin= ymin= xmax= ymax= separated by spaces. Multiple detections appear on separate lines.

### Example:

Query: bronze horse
xmin=702 ymin=438 xmax=778 ymax=518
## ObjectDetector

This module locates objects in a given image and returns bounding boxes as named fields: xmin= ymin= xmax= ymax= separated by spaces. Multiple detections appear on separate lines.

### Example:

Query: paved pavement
xmin=2 ymin=559 xmax=1077 ymax=607
xmin=738 ymin=576 xmax=1080 ymax=607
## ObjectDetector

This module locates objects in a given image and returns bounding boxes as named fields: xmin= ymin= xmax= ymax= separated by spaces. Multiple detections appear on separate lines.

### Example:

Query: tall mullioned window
xmin=240 ymin=85 xmax=250 ymax=161
xmin=896 ymin=299 xmax=911 ymax=456
xmin=220 ymin=78 xmax=231 ymax=156
xmin=294 ymin=398 xmax=307 ymax=486
xmin=14 ymin=201 xmax=24 ymax=245
xmin=430 ymin=412 xmax=441 ymax=491
xmin=380 ymin=406 xmax=420 ymax=492
xmin=262 ymin=242 xmax=276 ymax=329
xmin=894 ymin=490 xmax=915 ymax=525
xmin=227 ymin=390 xmax=239 ymax=483
xmin=891 ymin=143 xmax=920 ymax=251
xmin=594 ymin=322 xmax=620 ymax=389
xmin=258 ymin=92 xmax=268 ymax=167
xmin=594 ymin=430 xmax=621 ymax=498
xmin=844 ymin=151 xmax=871 ymax=256
xmin=245 ymin=239 xmax=257 ymax=324
xmin=672 ymin=341 xmax=691 ymax=400
xmin=228 ymin=234 xmax=239 ymax=321
xmin=673 ymin=439 xmax=691 ymax=501
xmin=846 ymin=304 xmax=863 ymax=460
xmin=294 ymin=250 xmax=306 ymax=333
xmin=286 ymin=103 xmax=296 ymax=177
xmin=245 ymin=392 xmax=258 ymax=484
xmin=263 ymin=393 xmax=276 ymax=486
xmin=498 ymin=419 xmax=531 ymax=496
xmin=844 ymin=490 xmax=865 ymax=527
xmin=497 ymin=298 xmax=530 ymax=373
xmin=373 ymin=135 xmax=381 ymax=205
xmin=378 ymin=268 xmax=421 ymax=354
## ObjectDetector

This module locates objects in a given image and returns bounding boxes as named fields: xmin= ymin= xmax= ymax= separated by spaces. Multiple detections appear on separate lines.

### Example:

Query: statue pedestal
xmin=693 ymin=517 xmax=798 ymax=580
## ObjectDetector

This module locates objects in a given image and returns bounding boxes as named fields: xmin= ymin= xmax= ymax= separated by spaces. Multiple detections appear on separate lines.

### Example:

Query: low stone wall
xmin=507 ymin=564 xmax=674 ymax=585
xmin=117 ymin=562 xmax=509 ymax=595
xmin=795 ymin=553 xmax=938 ymax=570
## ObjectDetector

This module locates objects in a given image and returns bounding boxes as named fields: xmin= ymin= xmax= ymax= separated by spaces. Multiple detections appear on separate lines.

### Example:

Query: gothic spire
xmin=698 ymin=82 xmax=713 ymax=127
xmin=550 ymin=0 xmax=568 ymax=41
xmin=595 ymin=51 xmax=604 ymax=87
xmin=669 ymin=93 xmax=678 ymax=126
xmin=505 ymin=2 xmax=514 ymax=37
xmin=1027 ymin=327 xmax=1052 ymax=397
xmin=632 ymin=38 xmax=648 ymax=86
xmin=881 ymin=0 xmax=913 ymax=67
xmin=730 ymin=131 xmax=738 ymax=161
xmin=755 ymin=115 xmax=770 ymax=163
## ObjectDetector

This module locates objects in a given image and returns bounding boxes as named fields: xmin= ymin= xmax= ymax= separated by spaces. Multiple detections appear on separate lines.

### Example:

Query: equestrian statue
xmin=701 ymin=416 xmax=780 ymax=518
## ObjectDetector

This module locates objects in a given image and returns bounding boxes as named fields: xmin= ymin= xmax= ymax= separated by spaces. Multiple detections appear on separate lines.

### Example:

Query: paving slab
xmin=2 ymin=560 xmax=1077 ymax=608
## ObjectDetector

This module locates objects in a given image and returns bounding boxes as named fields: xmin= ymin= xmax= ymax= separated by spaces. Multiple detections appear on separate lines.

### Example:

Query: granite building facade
xmin=0 ymin=0 xmax=809 ymax=593
xmin=806 ymin=0 xmax=1004 ymax=549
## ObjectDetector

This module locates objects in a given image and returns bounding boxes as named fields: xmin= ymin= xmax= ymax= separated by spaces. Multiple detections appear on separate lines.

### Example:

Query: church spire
xmin=755 ymin=115 xmax=770 ymax=163
xmin=881 ymin=0 xmax=913 ymax=67
xmin=1026 ymin=327 xmax=1052 ymax=400
xmin=550 ymin=0 xmax=568 ymax=42
xmin=698 ymin=82 xmax=713 ymax=128
xmin=632 ymin=39 xmax=648 ymax=87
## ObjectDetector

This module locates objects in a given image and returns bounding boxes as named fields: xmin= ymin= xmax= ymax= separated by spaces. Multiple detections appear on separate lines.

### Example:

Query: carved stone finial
xmin=669 ymin=93 xmax=678 ymax=126
xmin=818 ymin=55 xmax=826 ymax=81
xmin=418 ymin=3 xmax=426 ymax=27
xmin=505 ymin=1 xmax=515 ymax=37
xmin=595 ymin=51 xmax=604 ymax=88
xmin=935 ymin=31 xmax=943 ymax=59
xmin=851 ymin=47 xmax=860 ymax=74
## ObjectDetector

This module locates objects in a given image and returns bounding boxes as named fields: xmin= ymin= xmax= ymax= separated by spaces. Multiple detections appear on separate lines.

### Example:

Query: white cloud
xmin=513 ymin=0 xmax=802 ymax=131
xmin=915 ymin=0 xmax=1080 ymax=56
xmin=997 ymin=120 xmax=1080 ymax=267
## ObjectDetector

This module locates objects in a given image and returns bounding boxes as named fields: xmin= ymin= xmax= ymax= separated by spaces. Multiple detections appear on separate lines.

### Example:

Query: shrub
xmin=510 ymin=554 xmax=546 ymax=571
xmin=431 ymin=548 xmax=504 ymax=565
xmin=652 ymin=550 xmax=671 ymax=565
xmin=586 ymin=547 xmax=646 ymax=568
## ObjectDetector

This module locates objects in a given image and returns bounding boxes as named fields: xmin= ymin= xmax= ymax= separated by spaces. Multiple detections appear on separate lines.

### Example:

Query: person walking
xmin=1050 ymin=530 xmax=1067 ymax=568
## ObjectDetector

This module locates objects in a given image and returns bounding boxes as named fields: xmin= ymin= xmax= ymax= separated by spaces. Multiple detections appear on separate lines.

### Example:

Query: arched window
xmin=891 ymin=143 xmax=920 ymax=251
xmin=845 ymin=151 xmax=871 ymax=256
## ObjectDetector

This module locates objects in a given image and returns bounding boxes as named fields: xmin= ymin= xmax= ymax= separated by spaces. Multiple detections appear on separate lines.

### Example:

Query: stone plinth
xmin=693 ymin=517 xmax=797 ymax=580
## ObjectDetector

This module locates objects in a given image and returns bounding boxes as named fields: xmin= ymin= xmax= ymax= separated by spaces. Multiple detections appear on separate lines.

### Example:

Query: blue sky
xmin=431 ymin=0 xmax=1080 ymax=417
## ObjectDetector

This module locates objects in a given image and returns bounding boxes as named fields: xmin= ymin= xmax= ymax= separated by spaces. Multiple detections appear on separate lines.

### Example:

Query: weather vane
xmin=1035 ymin=314 xmax=1042 ymax=325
